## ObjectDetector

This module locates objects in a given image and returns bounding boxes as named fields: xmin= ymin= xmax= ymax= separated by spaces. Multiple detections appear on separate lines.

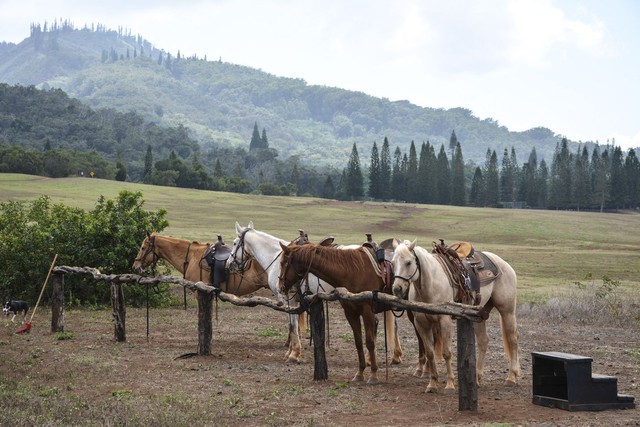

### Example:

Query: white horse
xmin=228 ymin=222 xmax=329 ymax=363
xmin=391 ymin=239 xmax=520 ymax=393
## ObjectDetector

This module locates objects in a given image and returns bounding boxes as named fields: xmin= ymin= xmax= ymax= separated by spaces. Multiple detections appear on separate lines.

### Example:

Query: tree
xmin=379 ymin=137 xmax=392 ymax=200
xmin=609 ymin=146 xmax=625 ymax=209
xmin=418 ymin=142 xmax=437 ymax=204
xmin=449 ymin=130 xmax=458 ymax=160
xmin=391 ymin=146 xmax=405 ymax=201
xmin=484 ymin=150 xmax=499 ymax=207
xmin=406 ymin=141 xmax=419 ymax=202
xmin=624 ymin=148 xmax=640 ymax=209
xmin=115 ymin=160 xmax=127 ymax=181
xmin=572 ymin=146 xmax=590 ymax=211
xmin=469 ymin=167 xmax=484 ymax=206
xmin=549 ymin=138 xmax=572 ymax=209
xmin=450 ymin=142 xmax=466 ymax=206
xmin=322 ymin=175 xmax=335 ymax=199
xmin=368 ymin=141 xmax=381 ymax=199
xmin=435 ymin=145 xmax=450 ymax=205
xmin=344 ymin=143 xmax=363 ymax=200
xmin=591 ymin=147 xmax=610 ymax=212
xmin=249 ymin=122 xmax=262 ymax=152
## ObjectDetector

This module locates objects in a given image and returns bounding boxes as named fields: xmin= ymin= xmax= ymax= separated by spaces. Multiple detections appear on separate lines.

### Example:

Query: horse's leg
xmin=384 ymin=311 xmax=402 ymax=364
xmin=500 ymin=310 xmax=520 ymax=386
xmin=438 ymin=317 xmax=456 ymax=394
xmin=298 ymin=311 xmax=309 ymax=338
xmin=473 ymin=319 xmax=489 ymax=385
xmin=407 ymin=310 xmax=426 ymax=377
xmin=343 ymin=307 xmax=366 ymax=383
xmin=415 ymin=314 xmax=438 ymax=393
xmin=362 ymin=309 xmax=379 ymax=385
xmin=285 ymin=314 xmax=302 ymax=363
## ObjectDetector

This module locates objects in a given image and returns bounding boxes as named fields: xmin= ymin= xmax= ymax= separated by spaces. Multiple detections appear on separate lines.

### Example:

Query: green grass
xmin=2 ymin=173 xmax=639 ymax=302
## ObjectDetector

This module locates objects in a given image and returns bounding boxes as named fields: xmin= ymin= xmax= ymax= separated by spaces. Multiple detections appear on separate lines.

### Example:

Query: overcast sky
xmin=1 ymin=0 xmax=638 ymax=150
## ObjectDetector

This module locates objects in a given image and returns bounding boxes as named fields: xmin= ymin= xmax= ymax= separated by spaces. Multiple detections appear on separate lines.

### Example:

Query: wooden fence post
xmin=197 ymin=290 xmax=212 ymax=355
xmin=309 ymin=298 xmax=328 ymax=380
xmin=51 ymin=272 xmax=64 ymax=333
xmin=457 ymin=317 xmax=478 ymax=411
xmin=111 ymin=282 xmax=126 ymax=342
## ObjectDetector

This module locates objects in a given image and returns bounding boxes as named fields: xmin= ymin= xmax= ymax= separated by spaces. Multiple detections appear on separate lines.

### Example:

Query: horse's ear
xmin=146 ymin=230 xmax=151 ymax=239
xmin=392 ymin=239 xmax=399 ymax=249
xmin=279 ymin=241 xmax=290 ymax=253
xmin=235 ymin=222 xmax=243 ymax=234
xmin=408 ymin=239 xmax=417 ymax=251
xmin=248 ymin=221 xmax=254 ymax=229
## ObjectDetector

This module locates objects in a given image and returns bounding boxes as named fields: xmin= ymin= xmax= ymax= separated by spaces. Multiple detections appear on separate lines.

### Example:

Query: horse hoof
xmin=351 ymin=375 xmax=365 ymax=383
xmin=443 ymin=387 xmax=456 ymax=395
xmin=413 ymin=370 xmax=423 ymax=378
xmin=286 ymin=356 xmax=301 ymax=364
xmin=425 ymin=386 xmax=438 ymax=394
xmin=504 ymin=378 xmax=517 ymax=387
xmin=391 ymin=357 xmax=402 ymax=365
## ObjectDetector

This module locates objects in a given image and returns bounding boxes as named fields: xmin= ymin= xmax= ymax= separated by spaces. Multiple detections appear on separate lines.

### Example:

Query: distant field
xmin=2 ymin=173 xmax=639 ymax=302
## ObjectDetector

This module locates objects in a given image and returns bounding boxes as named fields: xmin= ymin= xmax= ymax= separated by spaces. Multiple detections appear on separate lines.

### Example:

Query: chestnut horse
xmin=391 ymin=239 xmax=520 ymax=392
xmin=132 ymin=232 xmax=268 ymax=297
xmin=278 ymin=242 xmax=404 ymax=384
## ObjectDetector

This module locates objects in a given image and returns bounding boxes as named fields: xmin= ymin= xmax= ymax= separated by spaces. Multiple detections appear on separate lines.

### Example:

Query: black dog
xmin=3 ymin=300 xmax=29 ymax=323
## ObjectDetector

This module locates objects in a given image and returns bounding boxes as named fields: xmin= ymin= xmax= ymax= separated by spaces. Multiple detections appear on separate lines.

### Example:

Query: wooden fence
xmin=50 ymin=265 xmax=485 ymax=411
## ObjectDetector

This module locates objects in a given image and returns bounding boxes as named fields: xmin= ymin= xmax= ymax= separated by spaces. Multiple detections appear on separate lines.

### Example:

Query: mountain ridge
xmin=0 ymin=23 xmax=575 ymax=166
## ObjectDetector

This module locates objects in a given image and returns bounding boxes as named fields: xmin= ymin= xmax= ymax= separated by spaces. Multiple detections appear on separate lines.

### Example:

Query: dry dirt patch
xmin=1 ymin=291 xmax=639 ymax=426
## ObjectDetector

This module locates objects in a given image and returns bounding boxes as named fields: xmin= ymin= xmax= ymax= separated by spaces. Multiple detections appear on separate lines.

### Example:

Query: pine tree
xmin=368 ymin=141 xmax=381 ymax=199
xmin=485 ymin=150 xmax=499 ymax=207
xmin=537 ymin=159 xmax=549 ymax=208
xmin=345 ymin=143 xmax=364 ymax=200
xmin=406 ymin=141 xmax=419 ymax=202
xmin=391 ymin=147 xmax=405 ymax=201
xmin=249 ymin=122 xmax=261 ymax=152
xmin=624 ymin=148 xmax=640 ymax=209
xmin=572 ymin=146 xmax=590 ymax=211
xmin=380 ymin=137 xmax=391 ymax=200
xmin=469 ymin=167 xmax=484 ymax=206
xmin=214 ymin=159 xmax=223 ymax=178
xmin=524 ymin=148 xmax=538 ymax=207
xmin=549 ymin=138 xmax=573 ymax=209
xmin=449 ymin=130 xmax=458 ymax=160
xmin=261 ymin=128 xmax=269 ymax=149
xmin=451 ymin=142 xmax=466 ymax=206
xmin=591 ymin=147 xmax=610 ymax=212
xmin=322 ymin=175 xmax=336 ymax=199
xmin=436 ymin=145 xmax=450 ymax=205
xmin=609 ymin=146 xmax=625 ymax=209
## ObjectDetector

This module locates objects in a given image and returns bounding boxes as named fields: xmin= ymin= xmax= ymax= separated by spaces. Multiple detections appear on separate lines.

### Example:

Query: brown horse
xmin=278 ymin=242 xmax=402 ymax=384
xmin=132 ymin=232 xmax=268 ymax=296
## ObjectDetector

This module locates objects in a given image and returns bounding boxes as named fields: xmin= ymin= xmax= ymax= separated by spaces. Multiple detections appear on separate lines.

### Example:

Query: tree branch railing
xmin=51 ymin=265 xmax=480 ymax=412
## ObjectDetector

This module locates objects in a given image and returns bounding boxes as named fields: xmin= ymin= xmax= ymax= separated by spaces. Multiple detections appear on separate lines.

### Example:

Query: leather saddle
xmin=200 ymin=235 xmax=232 ymax=288
xmin=433 ymin=239 xmax=500 ymax=304
xmin=362 ymin=233 xmax=395 ymax=313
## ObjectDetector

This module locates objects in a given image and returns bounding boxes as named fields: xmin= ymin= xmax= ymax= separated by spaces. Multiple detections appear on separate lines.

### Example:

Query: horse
xmin=391 ymin=239 xmax=520 ymax=393
xmin=278 ymin=241 xmax=404 ymax=384
xmin=228 ymin=222 xmax=327 ymax=363
xmin=132 ymin=231 xmax=268 ymax=297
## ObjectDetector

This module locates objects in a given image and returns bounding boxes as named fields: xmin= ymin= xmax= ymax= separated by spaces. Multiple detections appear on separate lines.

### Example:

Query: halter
xmin=135 ymin=234 xmax=159 ymax=269
xmin=229 ymin=228 xmax=283 ymax=280
xmin=279 ymin=246 xmax=315 ymax=296
xmin=393 ymin=249 xmax=421 ymax=284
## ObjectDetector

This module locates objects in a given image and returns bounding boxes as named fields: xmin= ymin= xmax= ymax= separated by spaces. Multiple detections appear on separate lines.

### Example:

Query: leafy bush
xmin=0 ymin=191 xmax=169 ymax=307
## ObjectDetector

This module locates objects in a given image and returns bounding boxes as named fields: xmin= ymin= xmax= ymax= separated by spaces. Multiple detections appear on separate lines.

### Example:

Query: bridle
xmin=135 ymin=235 xmax=159 ymax=270
xmin=392 ymin=249 xmax=421 ymax=284
xmin=278 ymin=246 xmax=315 ymax=297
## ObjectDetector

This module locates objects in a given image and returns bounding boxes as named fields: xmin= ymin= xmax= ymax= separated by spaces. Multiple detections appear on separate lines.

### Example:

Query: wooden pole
xmin=111 ymin=282 xmax=126 ymax=342
xmin=50 ymin=272 xmax=64 ymax=333
xmin=309 ymin=298 xmax=328 ymax=381
xmin=197 ymin=290 xmax=212 ymax=355
xmin=457 ymin=317 xmax=478 ymax=411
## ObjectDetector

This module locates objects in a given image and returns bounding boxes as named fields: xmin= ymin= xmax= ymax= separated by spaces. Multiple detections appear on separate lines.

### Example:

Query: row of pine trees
xmin=338 ymin=131 xmax=639 ymax=211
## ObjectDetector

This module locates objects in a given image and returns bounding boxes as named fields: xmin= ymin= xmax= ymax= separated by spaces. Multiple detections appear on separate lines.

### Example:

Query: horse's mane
xmin=287 ymin=244 xmax=368 ymax=272
xmin=153 ymin=233 xmax=209 ymax=247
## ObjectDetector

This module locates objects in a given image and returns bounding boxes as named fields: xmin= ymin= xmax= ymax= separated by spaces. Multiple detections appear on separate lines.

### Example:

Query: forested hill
xmin=0 ymin=21 xmax=573 ymax=167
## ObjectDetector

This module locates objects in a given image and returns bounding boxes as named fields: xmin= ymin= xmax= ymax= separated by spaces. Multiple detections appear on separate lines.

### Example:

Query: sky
xmin=1 ymin=0 xmax=639 ymax=150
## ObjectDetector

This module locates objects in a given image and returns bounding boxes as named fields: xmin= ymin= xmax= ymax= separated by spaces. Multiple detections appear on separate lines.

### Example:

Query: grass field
xmin=1 ymin=173 xmax=639 ymax=302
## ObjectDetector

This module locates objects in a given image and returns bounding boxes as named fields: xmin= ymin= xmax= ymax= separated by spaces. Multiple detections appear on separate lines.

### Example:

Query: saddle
xmin=200 ymin=235 xmax=232 ymax=288
xmin=432 ymin=239 xmax=500 ymax=305
xmin=362 ymin=233 xmax=395 ymax=314
xmin=295 ymin=229 xmax=336 ymax=247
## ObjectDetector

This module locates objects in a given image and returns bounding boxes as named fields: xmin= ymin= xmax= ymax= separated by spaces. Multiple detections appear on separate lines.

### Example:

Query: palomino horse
xmin=278 ymin=241 xmax=404 ymax=384
xmin=391 ymin=239 xmax=520 ymax=393
xmin=132 ymin=232 xmax=268 ymax=297
xmin=229 ymin=222 xmax=326 ymax=363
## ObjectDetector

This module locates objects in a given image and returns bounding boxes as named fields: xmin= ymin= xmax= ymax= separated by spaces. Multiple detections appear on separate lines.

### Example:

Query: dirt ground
xmin=1 ymin=288 xmax=639 ymax=426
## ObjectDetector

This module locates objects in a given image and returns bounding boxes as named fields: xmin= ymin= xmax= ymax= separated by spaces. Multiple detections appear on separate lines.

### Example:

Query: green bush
xmin=0 ymin=191 xmax=169 ymax=307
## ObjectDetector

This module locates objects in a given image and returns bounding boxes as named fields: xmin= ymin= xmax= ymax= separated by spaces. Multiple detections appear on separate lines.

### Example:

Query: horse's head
xmin=391 ymin=239 xmax=420 ymax=299
xmin=277 ymin=242 xmax=306 ymax=296
xmin=132 ymin=231 xmax=158 ymax=272
xmin=227 ymin=221 xmax=255 ymax=269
